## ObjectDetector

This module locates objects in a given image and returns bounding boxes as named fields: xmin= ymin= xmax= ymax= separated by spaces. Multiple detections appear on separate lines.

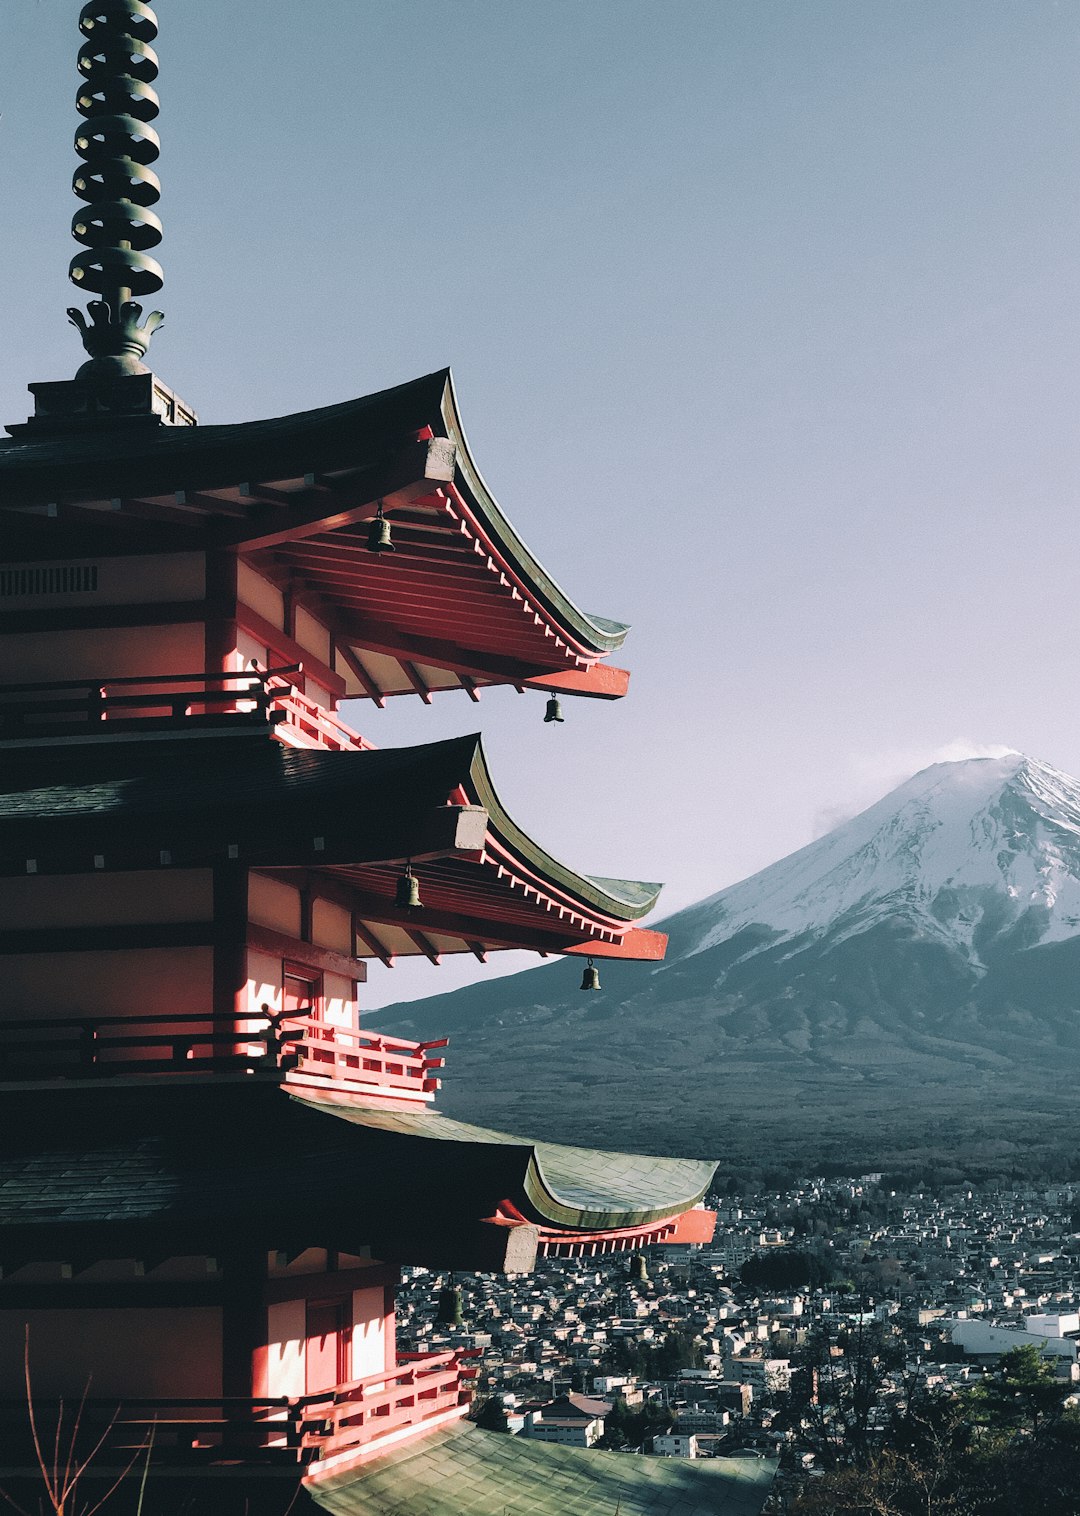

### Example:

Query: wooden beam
xmin=213 ymin=862 xmax=248 ymax=1022
xmin=352 ymin=916 xmax=394 ymax=968
xmin=405 ymin=927 xmax=441 ymax=965
xmin=401 ymin=660 xmax=433 ymax=704
xmin=522 ymin=664 xmax=631 ymax=701
xmin=225 ymin=438 xmax=456 ymax=552
xmin=232 ymin=602 xmax=346 ymax=697
xmin=563 ymin=929 xmax=667 ymax=961
xmin=261 ymin=868 xmax=664 ymax=960
xmin=336 ymin=642 xmax=386 ymax=708
xmin=246 ymin=924 xmax=369 ymax=982
xmin=0 ymin=922 xmax=216 ymax=955
xmin=306 ymin=614 xmax=568 ymax=690
xmin=0 ymin=600 xmax=213 ymax=635
xmin=264 ymin=1262 xmax=398 ymax=1304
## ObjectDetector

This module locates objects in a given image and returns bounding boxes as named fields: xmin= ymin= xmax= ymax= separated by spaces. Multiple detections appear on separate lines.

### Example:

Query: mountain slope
xmin=375 ymin=755 xmax=1080 ymax=1169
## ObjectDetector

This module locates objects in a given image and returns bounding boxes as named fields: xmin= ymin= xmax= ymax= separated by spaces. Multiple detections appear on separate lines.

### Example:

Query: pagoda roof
xmin=307 ymin=1421 xmax=777 ymax=1514
xmin=0 ymin=1083 xmax=714 ymax=1274
xmin=1 ymin=370 xmax=631 ymax=704
xmin=297 ymin=1101 xmax=715 ymax=1233
xmin=0 ymin=732 xmax=664 ymax=960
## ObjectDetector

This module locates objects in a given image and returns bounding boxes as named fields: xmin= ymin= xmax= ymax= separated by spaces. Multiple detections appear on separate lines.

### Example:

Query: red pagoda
xmin=0 ymin=5 xmax=776 ymax=1513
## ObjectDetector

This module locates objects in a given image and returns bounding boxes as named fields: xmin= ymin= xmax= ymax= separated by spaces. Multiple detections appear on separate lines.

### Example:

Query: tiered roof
xmin=2 ymin=370 xmax=631 ymax=707
xmin=0 ymin=1083 xmax=714 ymax=1275
xmin=0 ymin=732 xmax=665 ymax=963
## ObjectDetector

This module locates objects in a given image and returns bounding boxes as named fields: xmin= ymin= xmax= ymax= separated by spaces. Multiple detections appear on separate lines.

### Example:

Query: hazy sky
xmin=3 ymin=3 xmax=1080 ymax=1007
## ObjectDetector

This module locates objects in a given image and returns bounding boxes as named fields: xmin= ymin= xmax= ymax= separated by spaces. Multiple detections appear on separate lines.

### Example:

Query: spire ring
xmin=69 ymin=0 xmax=164 ymax=367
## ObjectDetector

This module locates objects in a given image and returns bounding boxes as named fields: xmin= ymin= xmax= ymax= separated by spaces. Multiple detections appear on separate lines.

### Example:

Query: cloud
xmin=849 ymin=740 xmax=1018 ymax=800
xmin=809 ymin=740 xmax=1020 ymax=841
xmin=812 ymin=803 xmax=858 ymax=839
xmin=928 ymin=740 xmax=1019 ymax=764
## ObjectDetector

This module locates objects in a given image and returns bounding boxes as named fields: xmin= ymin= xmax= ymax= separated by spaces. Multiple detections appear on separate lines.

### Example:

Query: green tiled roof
xmin=0 ymin=735 xmax=660 ymax=922
xmin=0 ymin=370 xmax=629 ymax=658
xmin=303 ymin=1101 xmax=717 ymax=1230
xmin=0 ymin=1084 xmax=712 ymax=1272
xmin=309 ymin=1423 xmax=776 ymax=1516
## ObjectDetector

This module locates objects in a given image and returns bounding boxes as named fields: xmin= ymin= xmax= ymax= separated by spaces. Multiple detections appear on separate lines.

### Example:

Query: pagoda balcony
xmin=0 ymin=666 xmax=372 ymax=752
xmin=0 ymin=1011 xmax=448 ymax=1103
xmin=0 ymin=1350 xmax=478 ymax=1472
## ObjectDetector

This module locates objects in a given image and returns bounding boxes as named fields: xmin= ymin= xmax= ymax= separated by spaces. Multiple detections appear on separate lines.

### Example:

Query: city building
xmin=523 ymin=1392 xmax=613 ymax=1447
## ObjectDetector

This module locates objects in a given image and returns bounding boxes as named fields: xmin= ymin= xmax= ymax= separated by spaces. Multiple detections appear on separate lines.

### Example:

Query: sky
xmin=2 ymin=2 xmax=1080 ymax=1007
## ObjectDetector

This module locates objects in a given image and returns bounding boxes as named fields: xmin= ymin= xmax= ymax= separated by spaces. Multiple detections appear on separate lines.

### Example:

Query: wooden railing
xmin=0 ymin=666 xmax=296 ymax=735
xmin=0 ymin=1011 xmax=448 ymax=1099
xmin=267 ymin=677 xmax=374 ymax=753
xmin=0 ymin=1353 xmax=477 ymax=1469
xmin=300 ymin=1350 xmax=479 ymax=1461
xmin=287 ymin=1019 xmax=448 ymax=1095
xmin=0 ymin=665 xmax=371 ymax=753
xmin=0 ymin=1395 xmax=305 ymax=1467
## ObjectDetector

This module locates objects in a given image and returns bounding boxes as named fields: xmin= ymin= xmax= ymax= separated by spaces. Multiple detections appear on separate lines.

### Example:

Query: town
xmin=397 ymin=1174 xmax=1080 ymax=1486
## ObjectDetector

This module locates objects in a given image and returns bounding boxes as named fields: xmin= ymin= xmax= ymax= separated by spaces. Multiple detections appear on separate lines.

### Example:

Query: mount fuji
xmin=378 ymin=754 xmax=1080 ymax=1173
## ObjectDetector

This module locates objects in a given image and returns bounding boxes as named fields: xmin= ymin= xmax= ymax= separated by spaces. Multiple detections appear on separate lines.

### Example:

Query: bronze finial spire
xmin=67 ymin=0 xmax=164 ymax=376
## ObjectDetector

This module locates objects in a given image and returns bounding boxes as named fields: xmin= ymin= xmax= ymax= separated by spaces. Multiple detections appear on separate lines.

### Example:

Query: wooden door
xmin=284 ymin=970 xmax=321 ymax=1021
xmin=306 ymin=1298 xmax=350 ymax=1393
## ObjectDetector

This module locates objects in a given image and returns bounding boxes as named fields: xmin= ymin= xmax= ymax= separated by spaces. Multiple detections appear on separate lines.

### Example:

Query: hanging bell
xmin=580 ymin=956 xmax=601 ymax=992
xmin=367 ymin=503 xmax=394 ymax=553
xmin=436 ymin=1280 xmax=463 ymax=1326
xmin=395 ymin=863 xmax=422 ymax=910
xmin=544 ymin=695 xmax=564 ymax=724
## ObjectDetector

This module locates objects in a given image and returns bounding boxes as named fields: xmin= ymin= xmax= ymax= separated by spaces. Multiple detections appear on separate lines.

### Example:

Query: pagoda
xmin=0 ymin=5 xmax=774 ymax=1513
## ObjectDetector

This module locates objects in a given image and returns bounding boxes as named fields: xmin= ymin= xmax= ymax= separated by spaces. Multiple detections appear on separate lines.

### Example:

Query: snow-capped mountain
xmin=380 ymin=754 xmax=1080 ymax=1167
xmin=685 ymin=753 xmax=1080 ymax=965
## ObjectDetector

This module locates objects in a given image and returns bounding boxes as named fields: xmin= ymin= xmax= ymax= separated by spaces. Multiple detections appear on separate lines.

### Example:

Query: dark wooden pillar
xmin=204 ymin=550 xmax=238 ymax=675
xmin=221 ymin=1245 xmax=268 ymax=1400
xmin=212 ymin=862 xmax=248 ymax=1024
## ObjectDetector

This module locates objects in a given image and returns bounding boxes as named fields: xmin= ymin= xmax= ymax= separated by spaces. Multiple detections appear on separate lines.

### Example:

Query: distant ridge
xmin=377 ymin=755 xmax=1080 ymax=1174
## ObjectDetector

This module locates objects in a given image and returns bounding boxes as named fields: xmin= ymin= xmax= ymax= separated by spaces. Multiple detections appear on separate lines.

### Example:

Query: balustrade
xmin=0 ymin=664 xmax=372 ymax=752
xmin=0 ymin=1010 xmax=448 ymax=1099
xmin=0 ymin=1352 xmax=477 ymax=1469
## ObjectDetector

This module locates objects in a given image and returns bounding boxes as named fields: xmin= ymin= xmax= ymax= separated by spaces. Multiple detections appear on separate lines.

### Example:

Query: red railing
xmin=286 ymin=1019 xmax=448 ymax=1095
xmin=0 ymin=665 xmax=372 ymax=753
xmin=0 ymin=1395 xmax=304 ymax=1467
xmin=0 ymin=1011 xmax=448 ymax=1100
xmin=0 ymin=1354 xmax=477 ymax=1469
xmin=267 ymin=677 xmax=374 ymax=753
xmin=300 ymin=1350 xmax=479 ymax=1462
xmin=0 ymin=666 xmax=297 ymax=734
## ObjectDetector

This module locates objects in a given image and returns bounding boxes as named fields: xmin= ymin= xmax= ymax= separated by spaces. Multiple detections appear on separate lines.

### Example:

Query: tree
xmin=473 ymin=1396 xmax=510 ymax=1433
xmin=965 ymin=1344 xmax=1071 ymax=1441
xmin=740 ymin=1248 xmax=831 ymax=1290
xmin=794 ymin=1317 xmax=902 ymax=1469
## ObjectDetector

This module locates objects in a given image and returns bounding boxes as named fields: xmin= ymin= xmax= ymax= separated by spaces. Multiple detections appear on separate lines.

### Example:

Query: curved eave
xmin=304 ymin=1100 xmax=716 ymax=1234
xmin=0 ymin=1084 xmax=716 ymax=1275
xmin=1 ymin=369 xmax=629 ymax=681
xmin=0 ymin=732 xmax=664 ymax=959
xmin=437 ymin=371 xmax=628 ymax=657
xmin=464 ymin=736 xmax=661 ymax=923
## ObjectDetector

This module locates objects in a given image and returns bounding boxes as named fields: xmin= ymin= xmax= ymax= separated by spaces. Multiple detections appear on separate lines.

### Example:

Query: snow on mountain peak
xmin=689 ymin=753 xmax=1080 ymax=964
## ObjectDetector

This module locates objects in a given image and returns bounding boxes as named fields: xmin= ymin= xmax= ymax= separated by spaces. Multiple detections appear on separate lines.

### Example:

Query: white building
xmin=949 ymin=1320 xmax=1077 ymax=1363
xmin=653 ymin=1431 xmax=699 ymax=1459
xmin=1026 ymin=1313 xmax=1080 ymax=1339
